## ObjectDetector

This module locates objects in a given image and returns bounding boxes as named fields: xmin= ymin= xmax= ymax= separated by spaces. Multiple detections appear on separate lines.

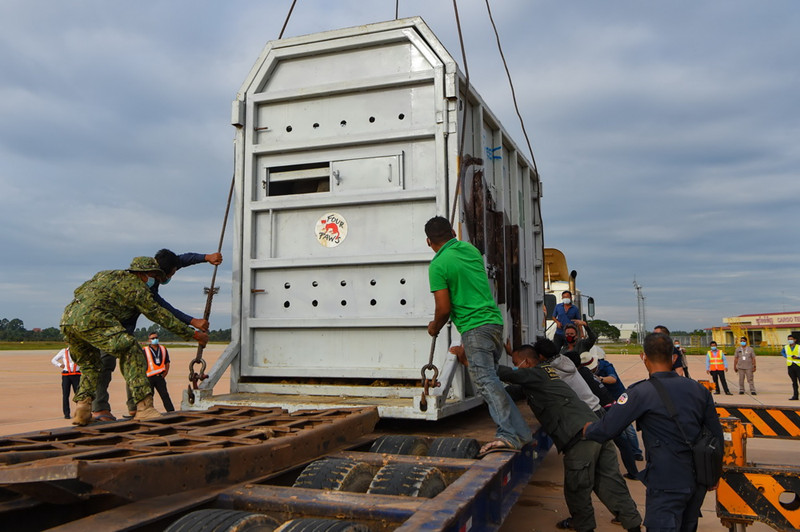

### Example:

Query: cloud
xmin=1 ymin=0 xmax=799 ymax=335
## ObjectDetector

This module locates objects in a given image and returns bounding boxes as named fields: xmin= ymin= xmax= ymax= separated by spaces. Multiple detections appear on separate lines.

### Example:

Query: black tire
xmin=292 ymin=458 xmax=373 ymax=492
xmin=368 ymin=435 xmax=429 ymax=456
xmin=427 ymin=437 xmax=480 ymax=459
xmin=367 ymin=463 xmax=446 ymax=498
xmin=165 ymin=509 xmax=279 ymax=532
xmin=275 ymin=518 xmax=372 ymax=532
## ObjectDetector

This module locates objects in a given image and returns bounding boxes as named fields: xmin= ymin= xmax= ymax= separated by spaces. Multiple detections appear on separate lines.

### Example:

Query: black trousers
xmin=788 ymin=364 xmax=800 ymax=398
xmin=61 ymin=374 xmax=80 ymax=418
xmin=710 ymin=370 xmax=730 ymax=394
xmin=148 ymin=374 xmax=174 ymax=412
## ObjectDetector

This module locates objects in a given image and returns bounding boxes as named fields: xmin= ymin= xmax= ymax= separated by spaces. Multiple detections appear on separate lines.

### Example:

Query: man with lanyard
xmin=734 ymin=336 xmax=757 ymax=395
xmin=51 ymin=346 xmax=81 ymax=419
xmin=143 ymin=332 xmax=174 ymax=412
xmin=425 ymin=216 xmax=531 ymax=456
xmin=706 ymin=341 xmax=732 ymax=395
xmin=553 ymin=290 xmax=581 ymax=350
xmin=781 ymin=334 xmax=800 ymax=400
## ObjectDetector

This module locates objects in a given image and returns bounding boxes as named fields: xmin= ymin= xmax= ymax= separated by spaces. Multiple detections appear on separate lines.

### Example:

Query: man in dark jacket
xmin=498 ymin=344 xmax=642 ymax=532
xmin=584 ymin=333 xmax=724 ymax=531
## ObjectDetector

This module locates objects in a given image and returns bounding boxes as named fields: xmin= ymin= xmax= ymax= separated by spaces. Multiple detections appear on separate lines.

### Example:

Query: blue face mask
xmin=161 ymin=277 xmax=171 ymax=286
xmin=711 ymin=346 xmax=717 ymax=351
xmin=740 ymin=341 xmax=746 ymax=346
xmin=150 ymin=338 xmax=159 ymax=345
xmin=146 ymin=277 xmax=157 ymax=288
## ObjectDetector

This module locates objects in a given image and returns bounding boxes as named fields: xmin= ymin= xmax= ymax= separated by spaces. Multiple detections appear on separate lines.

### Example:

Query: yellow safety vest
xmin=785 ymin=344 xmax=800 ymax=367
xmin=707 ymin=350 xmax=725 ymax=371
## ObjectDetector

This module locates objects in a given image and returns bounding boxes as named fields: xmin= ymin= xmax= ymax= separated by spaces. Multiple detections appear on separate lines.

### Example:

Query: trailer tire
xmin=368 ymin=435 xmax=429 ymax=455
xmin=275 ymin=518 xmax=372 ymax=532
xmin=165 ymin=509 xmax=279 ymax=532
xmin=427 ymin=437 xmax=480 ymax=459
xmin=292 ymin=458 xmax=373 ymax=492
xmin=367 ymin=463 xmax=446 ymax=498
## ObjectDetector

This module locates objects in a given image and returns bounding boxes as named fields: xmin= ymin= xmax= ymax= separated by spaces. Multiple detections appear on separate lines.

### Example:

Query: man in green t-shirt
xmin=425 ymin=216 xmax=531 ymax=455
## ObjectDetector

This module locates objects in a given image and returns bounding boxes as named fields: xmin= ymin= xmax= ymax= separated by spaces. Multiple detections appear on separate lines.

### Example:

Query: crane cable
xmin=448 ymin=0 xmax=472 ymax=227
xmin=188 ymin=2 xmax=298 ymax=404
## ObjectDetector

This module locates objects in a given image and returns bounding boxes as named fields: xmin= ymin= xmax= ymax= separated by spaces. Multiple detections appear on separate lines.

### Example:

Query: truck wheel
xmin=368 ymin=435 xmax=429 ymax=455
xmin=165 ymin=509 xmax=278 ymax=532
xmin=292 ymin=458 xmax=373 ymax=492
xmin=427 ymin=437 xmax=480 ymax=459
xmin=275 ymin=518 xmax=371 ymax=531
xmin=367 ymin=463 xmax=446 ymax=498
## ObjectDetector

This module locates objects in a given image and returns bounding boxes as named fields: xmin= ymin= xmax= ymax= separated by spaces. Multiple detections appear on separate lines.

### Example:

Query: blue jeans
xmin=461 ymin=323 xmax=532 ymax=448
xmin=624 ymin=424 xmax=643 ymax=456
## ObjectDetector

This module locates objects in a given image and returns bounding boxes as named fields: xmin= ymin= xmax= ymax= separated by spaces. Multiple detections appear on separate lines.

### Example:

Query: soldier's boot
xmin=133 ymin=395 xmax=161 ymax=421
xmin=71 ymin=399 xmax=92 ymax=426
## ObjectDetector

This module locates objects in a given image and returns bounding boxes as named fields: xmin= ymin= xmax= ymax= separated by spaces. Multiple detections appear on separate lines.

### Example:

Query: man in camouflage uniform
xmin=61 ymin=257 xmax=208 ymax=425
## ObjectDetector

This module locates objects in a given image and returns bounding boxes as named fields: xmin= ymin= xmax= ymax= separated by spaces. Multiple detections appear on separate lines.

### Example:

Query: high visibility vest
xmin=707 ymin=350 xmax=725 ymax=371
xmin=785 ymin=344 xmax=800 ymax=367
xmin=62 ymin=348 xmax=80 ymax=375
xmin=144 ymin=345 xmax=168 ymax=376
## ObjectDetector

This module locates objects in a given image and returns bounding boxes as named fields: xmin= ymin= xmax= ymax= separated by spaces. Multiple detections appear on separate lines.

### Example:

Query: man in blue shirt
xmin=553 ymin=290 xmax=581 ymax=349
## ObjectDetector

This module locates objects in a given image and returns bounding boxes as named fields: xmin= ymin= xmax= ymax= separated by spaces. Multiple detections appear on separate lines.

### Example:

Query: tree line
xmin=0 ymin=318 xmax=232 ymax=343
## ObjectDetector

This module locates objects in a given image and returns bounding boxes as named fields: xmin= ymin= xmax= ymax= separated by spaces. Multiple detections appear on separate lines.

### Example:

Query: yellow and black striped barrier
xmin=717 ymin=417 xmax=800 ymax=530
xmin=717 ymin=466 xmax=800 ymax=531
xmin=716 ymin=405 xmax=800 ymax=439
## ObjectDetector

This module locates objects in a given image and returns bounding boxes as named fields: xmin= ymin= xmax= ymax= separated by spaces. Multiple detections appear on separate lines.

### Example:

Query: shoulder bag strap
xmin=649 ymin=377 xmax=692 ymax=447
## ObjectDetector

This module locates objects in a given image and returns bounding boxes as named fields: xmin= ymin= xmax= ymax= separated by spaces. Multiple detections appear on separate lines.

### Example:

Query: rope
xmin=188 ymin=0 xmax=300 ymax=405
xmin=449 ymin=0 xmax=472 ymax=227
xmin=279 ymin=0 xmax=298 ymax=39
xmin=483 ymin=0 xmax=538 ymax=173
xmin=187 ymin=172 xmax=235 ymax=404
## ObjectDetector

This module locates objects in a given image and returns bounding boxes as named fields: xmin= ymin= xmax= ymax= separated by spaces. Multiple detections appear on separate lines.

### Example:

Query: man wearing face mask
xmin=92 ymin=249 xmax=222 ymax=421
xmin=553 ymin=290 xmax=581 ymax=350
xmin=61 ymin=257 xmax=209 ymax=426
xmin=559 ymin=322 xmax=596 ymax=356
xmin=781 ymin=335 xmax=800 ymax=400
xmin=705 ymin=341 xmax=732 ymax=395
xmin=733 ymin=337 xmax=757 ymax=395
xmin=673 ymin=339 xmax=691 ymax=378
xmin=143 ymin=332 xmax=174 ymax=411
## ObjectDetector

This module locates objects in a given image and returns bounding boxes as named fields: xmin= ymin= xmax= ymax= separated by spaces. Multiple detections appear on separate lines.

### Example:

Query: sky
xmin=1 ymin=0 xmax=799 ymax=334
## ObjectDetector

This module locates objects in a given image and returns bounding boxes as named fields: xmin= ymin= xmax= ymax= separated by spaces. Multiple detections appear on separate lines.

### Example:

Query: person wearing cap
xmin=91 ymin=249 xmax=222 ymax=421
xmin=498 ymin=341 xmax=642 ymax=532
xmin=60 ymin=257 xmax=209 ymax=426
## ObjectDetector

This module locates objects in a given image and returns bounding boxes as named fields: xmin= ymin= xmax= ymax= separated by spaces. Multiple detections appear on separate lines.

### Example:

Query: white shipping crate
xmin=190 ymin=17 xmax=545 ymax=419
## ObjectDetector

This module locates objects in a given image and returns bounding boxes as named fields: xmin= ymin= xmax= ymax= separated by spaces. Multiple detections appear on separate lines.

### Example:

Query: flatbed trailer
xmin=0 ymin=407 xmax=551 ymax=531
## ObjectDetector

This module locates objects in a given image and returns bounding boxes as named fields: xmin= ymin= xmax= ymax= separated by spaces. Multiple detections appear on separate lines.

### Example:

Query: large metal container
xmin=189 ymin=17 xmax=544 ymax=419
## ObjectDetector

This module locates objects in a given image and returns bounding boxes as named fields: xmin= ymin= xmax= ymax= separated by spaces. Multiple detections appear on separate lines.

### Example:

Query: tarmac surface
xmin=0 ymin=347 xmax=794 ymax=531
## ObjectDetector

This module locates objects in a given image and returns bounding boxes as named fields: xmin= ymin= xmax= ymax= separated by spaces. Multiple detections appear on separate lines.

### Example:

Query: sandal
xmin=92 ymin=411 xmax=117 ymax=422
xmin=477 ymin=439 xmax=520 ymax=457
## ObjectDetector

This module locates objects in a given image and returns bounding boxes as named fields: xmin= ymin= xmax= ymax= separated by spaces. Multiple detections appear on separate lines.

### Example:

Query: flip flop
xmin=477 ymin=439 xmax=520 ymax=457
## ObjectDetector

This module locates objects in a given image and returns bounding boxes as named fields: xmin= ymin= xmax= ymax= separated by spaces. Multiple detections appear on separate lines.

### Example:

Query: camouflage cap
xmin=128 ymin=256 xmax=165 ymax=275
